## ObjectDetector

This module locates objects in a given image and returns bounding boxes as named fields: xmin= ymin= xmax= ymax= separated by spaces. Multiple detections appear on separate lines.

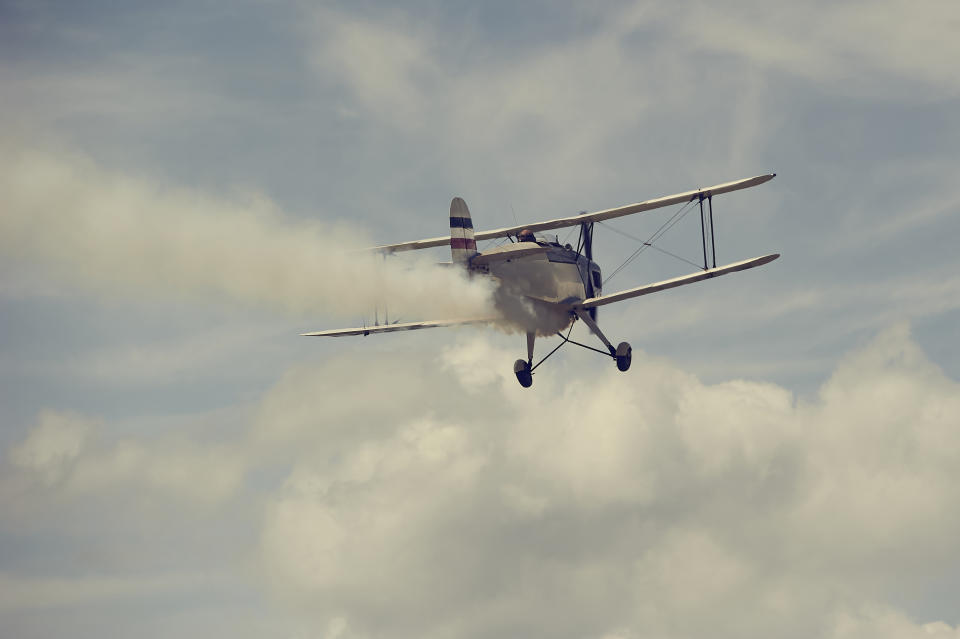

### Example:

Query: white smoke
xmin=0 ymin=142 xmax=495 ymax=322
xmin=493 ymin=285 xmax=575 ymax=337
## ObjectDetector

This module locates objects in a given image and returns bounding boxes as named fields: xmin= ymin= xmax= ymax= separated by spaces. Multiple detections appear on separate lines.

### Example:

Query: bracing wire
xmin=598 ymin=221 xmax=704 ymax=270
xmin=601 ymin=199 xmax=698 ymax=285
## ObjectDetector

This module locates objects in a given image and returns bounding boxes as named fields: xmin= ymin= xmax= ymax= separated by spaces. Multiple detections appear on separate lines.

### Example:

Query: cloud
xmin=302 ymin=5 xmax=665 ymax=199
xmin=3 ymin=3 xmax=959 ymax=636
xmin=0 ymin=141 xmax=494 ymax=323
xmin=8 ymin=409 xmax=245 ymax=504
xmin=51 ymin=323 xmax=288 ymax=387
xmin=5 ymin=323 xmax=958 ymax=636
xmin=309 ymin=9 xmax=438 ymax=127
xmin=828 ymin=606 xmax=960 ymax=639
xmin=303 ymin=0 xmax=960 ymax=204
xmin=9 ymin=410 xmax=94 ymax=485
xmin=672 ymin=0 xmax=960 ymax=98
xmin=253 ymin=323 xmax=960 ymax=638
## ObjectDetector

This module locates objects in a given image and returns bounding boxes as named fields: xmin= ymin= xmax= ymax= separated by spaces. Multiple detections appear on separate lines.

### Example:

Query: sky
xmin=1 ymin=1 xmax=959 ymax=637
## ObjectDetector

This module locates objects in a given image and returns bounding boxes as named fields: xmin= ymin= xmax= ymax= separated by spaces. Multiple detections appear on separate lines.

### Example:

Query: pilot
xmin=518 ymin=229 xmax=536 ymax=243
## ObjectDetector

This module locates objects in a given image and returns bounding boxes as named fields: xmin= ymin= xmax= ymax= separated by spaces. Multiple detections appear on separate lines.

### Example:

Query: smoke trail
xmin=0 ymin=143 xmax=495 ymax=322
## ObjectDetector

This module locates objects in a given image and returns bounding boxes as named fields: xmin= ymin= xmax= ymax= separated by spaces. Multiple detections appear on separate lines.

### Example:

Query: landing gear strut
xmin=514 ymin=331 xmax=536 ymax=388
xmin=576 ymin=309 xmax=633 ymax=373
xmin=512 ymin=318 xmax=633 ymax=387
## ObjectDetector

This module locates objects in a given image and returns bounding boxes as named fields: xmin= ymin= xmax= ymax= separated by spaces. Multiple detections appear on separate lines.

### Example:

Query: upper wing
xmin=374 ymin=174 xmax=775 ymax=253
xmin=577 ymin=253 xmax=780 ymax=309
xmin=301 ymin=317 xmax=493 ymax=337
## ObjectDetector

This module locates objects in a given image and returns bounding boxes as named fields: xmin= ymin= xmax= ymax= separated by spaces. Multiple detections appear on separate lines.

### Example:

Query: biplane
xmin=304 ymin=174 xmax=779 ymax=387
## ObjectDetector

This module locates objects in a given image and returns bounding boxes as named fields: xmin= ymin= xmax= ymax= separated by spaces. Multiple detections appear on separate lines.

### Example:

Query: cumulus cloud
xmin=253 ymin=323 xmax=960 ymax=638
xmin=8 ymin=409 xmax=245 ymax=503
xmin=5 ymin=323 xmax=958 ymax=637
xmin=0 ymin=141 xmax=493 ymax=323
xmin=828 ymin=606 xmax=960 ymax=639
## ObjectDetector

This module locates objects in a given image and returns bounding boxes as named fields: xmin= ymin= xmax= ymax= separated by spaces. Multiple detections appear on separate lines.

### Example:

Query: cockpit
xmin=517 ymin=229 xmax=567 ymax=249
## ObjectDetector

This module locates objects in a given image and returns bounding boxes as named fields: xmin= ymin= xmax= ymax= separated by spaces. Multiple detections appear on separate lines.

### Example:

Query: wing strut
xmin=708 ymin=195 xmax=717 ymax=268
xmin=699 ymin=193 xmax=720 ymax=270
xmin=699 ymin=195 xmax=709 ymax=270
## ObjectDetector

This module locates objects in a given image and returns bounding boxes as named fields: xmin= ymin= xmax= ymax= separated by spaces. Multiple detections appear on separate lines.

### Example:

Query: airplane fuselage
xmin=469 ymin=241 xmax=602 ymax=335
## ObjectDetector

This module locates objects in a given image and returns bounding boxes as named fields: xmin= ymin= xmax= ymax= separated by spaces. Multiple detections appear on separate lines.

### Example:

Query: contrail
xmin=0 ymin=144 xmax=495 ymax=323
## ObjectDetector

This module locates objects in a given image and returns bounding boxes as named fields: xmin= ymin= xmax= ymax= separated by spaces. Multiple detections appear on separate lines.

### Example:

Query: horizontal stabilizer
xmin=301 ymin=317 xmax=493 ymax=337
xmin=577 ymin=253 xmax=780 ymax=309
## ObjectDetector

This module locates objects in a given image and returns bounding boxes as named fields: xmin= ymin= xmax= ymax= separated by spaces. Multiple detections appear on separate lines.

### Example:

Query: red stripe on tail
xmin=450 ymin=237 xmax=477 ymax=250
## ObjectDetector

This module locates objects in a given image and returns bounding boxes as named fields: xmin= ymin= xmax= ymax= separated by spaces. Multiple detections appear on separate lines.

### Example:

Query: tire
xmin=513 ymin=359 xmax=533 ymax=388
xmin=615 ymin=342 xmax=632 ymax=372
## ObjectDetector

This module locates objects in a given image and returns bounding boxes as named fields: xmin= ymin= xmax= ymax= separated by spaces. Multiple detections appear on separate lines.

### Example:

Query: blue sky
xmin=2 ymin=1 xmax=960 ymax=637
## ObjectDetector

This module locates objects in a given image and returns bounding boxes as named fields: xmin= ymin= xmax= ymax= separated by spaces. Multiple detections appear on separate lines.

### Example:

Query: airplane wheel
xmin=615 ymin=342 xmax=632 ymax=372
xmin=513 ymin=359 xmax=533 ymax=388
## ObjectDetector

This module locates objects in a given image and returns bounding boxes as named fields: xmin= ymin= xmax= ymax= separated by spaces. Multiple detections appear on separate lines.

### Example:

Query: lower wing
xmin=577 ymin=253 xmax=779 ymax=310
xmin=301 ymin=317 xmax=494 ymax=337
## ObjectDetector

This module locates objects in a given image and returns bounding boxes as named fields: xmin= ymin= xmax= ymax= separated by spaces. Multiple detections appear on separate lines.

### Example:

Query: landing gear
xmin=511 ymin=319 xmax=635 ymax=387
xmin=615 ymin=341 xmax=632 ymax=372
xmin=574 ymin=307 xmax=632 ymax=373
xmin=514 ymin=359 xmax=533 ymax=387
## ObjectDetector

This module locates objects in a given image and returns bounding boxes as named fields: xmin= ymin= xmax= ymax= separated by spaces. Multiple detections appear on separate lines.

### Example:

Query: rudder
xmin=450 ymin=197 xmax=478 ymax=264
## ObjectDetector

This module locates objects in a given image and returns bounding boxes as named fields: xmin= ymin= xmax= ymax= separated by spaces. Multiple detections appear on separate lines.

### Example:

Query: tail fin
xmin=450 ymin=197 xmax=479 ymax=264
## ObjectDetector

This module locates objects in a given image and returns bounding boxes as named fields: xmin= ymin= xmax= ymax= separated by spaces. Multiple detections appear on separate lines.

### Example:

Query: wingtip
xmin=743 ymin=253 xmax=780 ymax=269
